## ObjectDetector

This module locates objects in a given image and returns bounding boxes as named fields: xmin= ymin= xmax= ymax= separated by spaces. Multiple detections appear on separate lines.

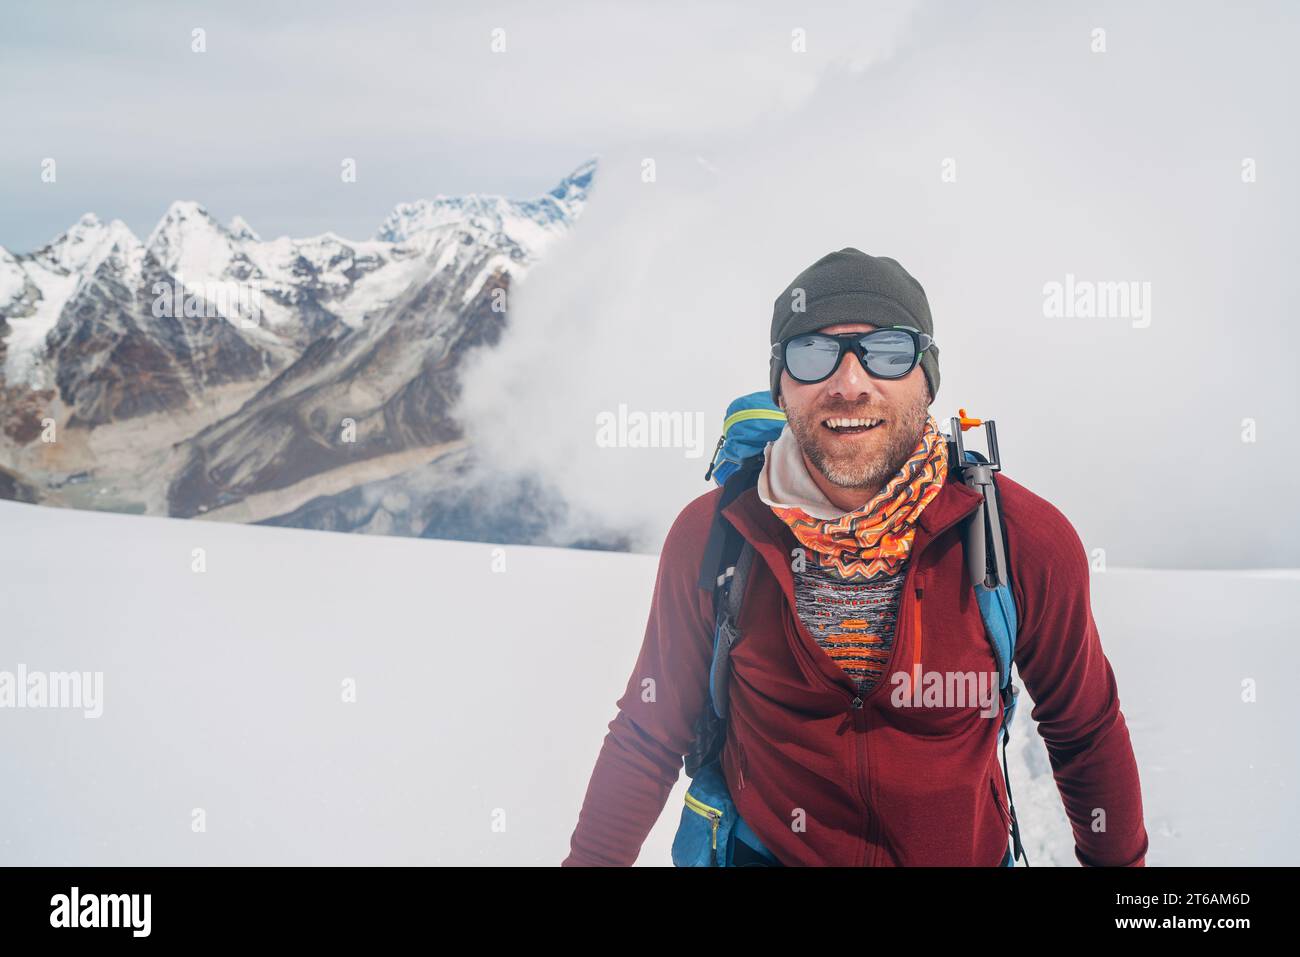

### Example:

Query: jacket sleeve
xmin=561 ymin=497 xmax=717 ymax=866
xmin=1008 ymin=489 xmax=1150 ymax=867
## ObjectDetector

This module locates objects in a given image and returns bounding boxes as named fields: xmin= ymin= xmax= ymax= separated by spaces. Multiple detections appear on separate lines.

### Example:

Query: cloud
xmin=455 ymin=0 xmax=1300 ymax=568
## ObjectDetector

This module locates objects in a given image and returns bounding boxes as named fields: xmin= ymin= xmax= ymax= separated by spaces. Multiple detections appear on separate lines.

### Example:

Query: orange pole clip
xmin=956 ymin=407 xmax=982 ymax=431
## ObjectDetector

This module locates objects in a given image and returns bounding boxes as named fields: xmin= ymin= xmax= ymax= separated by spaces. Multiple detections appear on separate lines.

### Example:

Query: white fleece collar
xmin=756 ymin=423 xmax=851 ymax=520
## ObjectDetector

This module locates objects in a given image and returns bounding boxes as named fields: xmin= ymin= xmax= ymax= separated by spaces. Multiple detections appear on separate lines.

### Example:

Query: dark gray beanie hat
xmin=769 ymin=248 xmax=939 ymax=405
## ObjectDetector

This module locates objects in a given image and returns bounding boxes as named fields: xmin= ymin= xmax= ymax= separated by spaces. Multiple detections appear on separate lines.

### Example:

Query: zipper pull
xmin=912 ymin=585 xmax=924 ymax=675
xmin=703 ymin=435 xmax=725 ymax=481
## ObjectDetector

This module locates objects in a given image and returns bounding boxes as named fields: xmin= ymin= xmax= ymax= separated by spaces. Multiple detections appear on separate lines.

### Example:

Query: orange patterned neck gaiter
xmin=769 ymin=415 xmax=949 ymax=581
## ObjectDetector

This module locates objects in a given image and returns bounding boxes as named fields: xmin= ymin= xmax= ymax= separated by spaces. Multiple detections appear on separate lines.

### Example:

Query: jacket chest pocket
xmin=913 ymin=584 xmax=1001 ymax=682
xmin=884 ymin=588 xmax=1001 ymax=734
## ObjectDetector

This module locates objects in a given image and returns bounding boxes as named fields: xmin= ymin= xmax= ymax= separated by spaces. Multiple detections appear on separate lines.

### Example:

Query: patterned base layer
xmin=789 ymin=559 xmax=907 ymax=694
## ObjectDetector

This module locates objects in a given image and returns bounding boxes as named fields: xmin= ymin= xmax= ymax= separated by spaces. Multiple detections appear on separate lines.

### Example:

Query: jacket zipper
xmin=785 ymin=562 xmax=921 ymax=866
xmin=849 ymin=690 xmax=869 ymax=865
xmin=800 ymin=565 xmax=922 ymax=866
xmin=754 ymin=490 xmax=980 ymax=866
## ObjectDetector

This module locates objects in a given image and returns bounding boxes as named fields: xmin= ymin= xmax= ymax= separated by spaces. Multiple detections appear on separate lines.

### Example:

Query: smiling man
xmin=563 ymin=248 xmax=1149 ymax=867
xmin=776 ymin=319 xmax=933 ymax=506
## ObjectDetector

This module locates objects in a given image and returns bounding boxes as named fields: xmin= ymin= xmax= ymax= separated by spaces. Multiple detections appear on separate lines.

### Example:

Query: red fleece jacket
xmin=563 ymin=471 xmax=1149 ymax=866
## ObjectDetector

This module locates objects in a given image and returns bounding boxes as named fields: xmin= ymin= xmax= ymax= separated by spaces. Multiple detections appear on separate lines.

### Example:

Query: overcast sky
xmin=0 ymin=0 xmax=916 ymax=248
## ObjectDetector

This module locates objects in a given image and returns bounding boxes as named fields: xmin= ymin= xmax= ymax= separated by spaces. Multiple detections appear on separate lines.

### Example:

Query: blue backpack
xmin=671 ymin=391 xmax=1026 ymax=867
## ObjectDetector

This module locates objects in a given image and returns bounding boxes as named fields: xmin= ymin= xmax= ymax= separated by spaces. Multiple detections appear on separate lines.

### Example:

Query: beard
xmin=784 ymin=389 xmax=932 ymax=493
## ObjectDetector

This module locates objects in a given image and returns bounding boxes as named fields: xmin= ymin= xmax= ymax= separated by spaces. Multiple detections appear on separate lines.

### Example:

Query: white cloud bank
xmin=456 ymin=0 xmax=1300 ymax=568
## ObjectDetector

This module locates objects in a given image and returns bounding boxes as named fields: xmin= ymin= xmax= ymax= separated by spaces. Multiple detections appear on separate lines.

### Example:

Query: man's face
xmin=777 ymin=322 xmax=932 ymax=494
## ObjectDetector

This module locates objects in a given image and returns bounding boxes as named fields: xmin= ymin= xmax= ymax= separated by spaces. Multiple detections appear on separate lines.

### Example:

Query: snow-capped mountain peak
xmin=146 ymin=200 xmax=238 ymax=282
xmin=147 ymin=199 xmax=216 ymax=242
xmin=2 ymin=159 xmax=597 ymax=408
xmin=43 ymin=214 xmax=144 ymax=276
xmin=1 ymin=214 xmax=145 ymax=388
xmin=228 ymin=215 xmax=261 ymax=242
xmin=549 ymin=156 xmax=596 ymax=203
xmin=373 ymin=157 xmax=597 ymax=255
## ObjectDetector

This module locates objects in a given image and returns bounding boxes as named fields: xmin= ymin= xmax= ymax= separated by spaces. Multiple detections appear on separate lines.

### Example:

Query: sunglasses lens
xmin=861 ymin=329 xmax=916 ymax=377
xmin=785 ymin=335 xmax=842 ymax=382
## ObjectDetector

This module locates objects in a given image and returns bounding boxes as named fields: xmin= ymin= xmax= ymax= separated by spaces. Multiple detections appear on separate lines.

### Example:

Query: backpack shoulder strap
xmin=697 ymin=455 xmax=763 ymax=592
xmin=708 ymin=536 xmax=754 ymax=719
xmin=683 ymin=456 xmax=762 ymax=777
xmin=701 ymin=456 xmax=763 ymax=713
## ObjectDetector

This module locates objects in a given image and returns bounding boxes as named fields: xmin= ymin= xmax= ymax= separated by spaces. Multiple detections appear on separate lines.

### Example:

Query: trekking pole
xmin=948 ymin=409 xmax=1029 ymax=865
xmin=948 ymin=410 xmax=1009 ymax=591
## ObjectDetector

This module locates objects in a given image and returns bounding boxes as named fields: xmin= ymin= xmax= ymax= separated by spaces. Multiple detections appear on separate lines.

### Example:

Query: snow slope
xmin=0 ymin=497 xmax=1294 ymax=865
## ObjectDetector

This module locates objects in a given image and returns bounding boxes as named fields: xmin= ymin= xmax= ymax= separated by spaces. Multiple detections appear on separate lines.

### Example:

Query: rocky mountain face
xmin=0 ymin=159 xmax=617 ymax=548
xmin=166 ymin=224 xmax=515 ymax=519
xmin=48 ymin=231 xmax=271 ymax=428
